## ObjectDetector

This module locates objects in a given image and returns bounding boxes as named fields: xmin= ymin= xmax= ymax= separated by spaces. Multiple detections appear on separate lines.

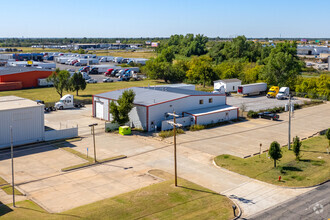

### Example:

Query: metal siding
xmin=128 ymin=106 xmax=147 ymax=130
xmin=0 ymin=105 xmax=44 ymax=149
xmin=195 ymin=108 xmax=238 ymax=125
xmin=148 ymin=96 xmax=226 ymax=131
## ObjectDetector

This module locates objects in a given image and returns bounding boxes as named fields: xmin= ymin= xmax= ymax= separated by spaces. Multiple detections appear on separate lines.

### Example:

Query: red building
xmin=0 ymin=67 xmax=53 ymax=91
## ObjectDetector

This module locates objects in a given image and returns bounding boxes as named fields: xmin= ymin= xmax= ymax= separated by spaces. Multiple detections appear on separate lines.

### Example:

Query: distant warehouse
xmin=0 ymin=96 xmax=45 ymax=149
xmin=93 ymin=84 xmax=238 ymax=131
xmin=0 ymin=67 xmax=53 ymax=91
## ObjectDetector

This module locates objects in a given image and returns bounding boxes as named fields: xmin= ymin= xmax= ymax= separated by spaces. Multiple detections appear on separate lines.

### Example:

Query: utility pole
xmin=89 ymin=123 xmax=98 ymax=163
xmin=10 ymin=126 xmax=15 ymax=207
xmin=167 ymin=112 xmax=182 ymax=187
xmin=288 ymin=95 xmax=291 ymax=150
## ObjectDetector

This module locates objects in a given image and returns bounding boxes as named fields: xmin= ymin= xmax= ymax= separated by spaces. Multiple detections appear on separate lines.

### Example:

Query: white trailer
xmin=38 ymin=78 xmax=54 ymax=87
xmin=114 ymin=57 xmax=123 ymax=63
xmin=237 ymin=83 xmax=267 ymax=96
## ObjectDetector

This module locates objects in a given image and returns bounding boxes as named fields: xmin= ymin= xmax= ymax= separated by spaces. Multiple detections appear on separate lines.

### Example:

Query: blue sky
xmin=1 ymin=0 xmax=329 ymax=38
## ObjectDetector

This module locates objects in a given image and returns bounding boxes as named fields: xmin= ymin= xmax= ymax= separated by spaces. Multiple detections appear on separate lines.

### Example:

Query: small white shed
xmin=0 ymin=96 xmax=45 ymax=149
xmin=214 ymin=79 xmax=242 ymax=93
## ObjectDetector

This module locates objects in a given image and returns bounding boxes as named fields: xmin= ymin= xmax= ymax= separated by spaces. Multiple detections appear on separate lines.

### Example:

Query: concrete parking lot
xmin=227 ymin=94 xmax=304 ymax=112
xmin=1 ymin=102 xmax=329 ymax=216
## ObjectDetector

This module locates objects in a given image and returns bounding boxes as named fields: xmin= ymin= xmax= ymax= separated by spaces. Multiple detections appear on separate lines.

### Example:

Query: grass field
xmin=0 ymin=170 xmax=234 ymax=220
xmin=1 ymin=47 xmax=157 ymax=59
xmin=0 ymin=79 xmax=164 ymax=104
xmin=214 ymin=135 xmax=330 ymax=187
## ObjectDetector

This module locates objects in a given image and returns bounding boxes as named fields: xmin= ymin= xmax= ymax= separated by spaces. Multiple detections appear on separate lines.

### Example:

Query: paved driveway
xmin=0 ymin=144 xmax=161 ymax=213
xmin=174 ymin=103 xmax=330 ymax=158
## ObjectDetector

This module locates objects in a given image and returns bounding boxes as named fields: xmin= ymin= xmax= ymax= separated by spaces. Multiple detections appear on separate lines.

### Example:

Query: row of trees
xmin=47 ymin=69 xmax=86 ymax=97
xmin=158 ymin=34 xmax=208 ymax=57
xmin=144 ymin=36 xmax=305 ymax=91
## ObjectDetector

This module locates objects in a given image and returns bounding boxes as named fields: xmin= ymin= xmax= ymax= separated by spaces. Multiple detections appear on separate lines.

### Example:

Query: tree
xmin=269 ymin=141 xmax=282 ymax=167
xmin=293 ymin=136 xmax=302 ymax=160
xmin=186 ymin=55 xmax=215 ymax=87
xmin=47 ymin=68 xmax=71 ymax=98
xmin=78 ymin=48 xmax=85 ymax=54
xmin=69 ymin=72 xmax=86 ymax=96
xmin=109 ymin=90 xmax=136 ymax=125
xmin=326 ymin=128 xmax=330 ymax=153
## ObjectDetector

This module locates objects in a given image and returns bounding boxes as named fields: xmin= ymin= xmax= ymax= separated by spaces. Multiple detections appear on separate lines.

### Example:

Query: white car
xmin=86 ymin=79 xmax=97 ymax=83
xmin=103 ymin=78 xmax=113 ymax=83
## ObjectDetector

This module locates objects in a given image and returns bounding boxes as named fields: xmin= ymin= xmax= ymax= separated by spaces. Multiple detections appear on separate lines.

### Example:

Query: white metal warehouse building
xmin=93 ymin=84 xmax=239 ymax=131
xmin=0 ymin=96 xmax=45 ymax=149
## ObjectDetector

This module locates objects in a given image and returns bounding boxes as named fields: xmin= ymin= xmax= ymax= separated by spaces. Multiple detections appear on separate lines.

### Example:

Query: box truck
xmin=237 ymin=83 xmax=267 ymax=96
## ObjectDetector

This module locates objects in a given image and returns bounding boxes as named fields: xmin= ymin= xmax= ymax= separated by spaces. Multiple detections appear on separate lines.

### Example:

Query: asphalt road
xmin=248 ymin=181 xmax=330 ymax=220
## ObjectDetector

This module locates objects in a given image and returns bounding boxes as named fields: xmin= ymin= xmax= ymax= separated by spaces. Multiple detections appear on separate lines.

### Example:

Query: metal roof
xmin=0 ymin=96 xmax=42 ymax=111
xmin=0 ymin=67 xmax=51 ymax=76
xmin=95 ymin=87 xmax=189 ymax=106
xmin=214 ymin=78 xmax=241 ymax=83
xmin=185 ymin=105 xmax=238 ymax=116
xmin=147 ymin=86 xmax=213 ymax=96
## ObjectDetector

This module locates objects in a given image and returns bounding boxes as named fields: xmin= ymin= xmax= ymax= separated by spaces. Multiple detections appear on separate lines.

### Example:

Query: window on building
xmin=209 ymin=98 xmax=213 ymax=103
xmin=233 ymin=86 xmax=235 ymax=90
xmin=199 ymin=99 xmax=204 ymax=104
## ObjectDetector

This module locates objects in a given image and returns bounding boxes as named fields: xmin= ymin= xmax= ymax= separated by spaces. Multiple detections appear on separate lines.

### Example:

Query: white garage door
xmin=96 ymin=101 xmax=104 ymax=119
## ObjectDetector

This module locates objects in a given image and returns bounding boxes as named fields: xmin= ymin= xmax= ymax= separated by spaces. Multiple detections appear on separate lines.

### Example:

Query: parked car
xmin=74 ymin=62 xmax=82 ymax=66
xmin=86 ymin=79 xmax=97 ymax=83
xmin=103 ymin=78 xmax=113 ymax=83
xmin=258 ymin=112 xmax=279 ymax=120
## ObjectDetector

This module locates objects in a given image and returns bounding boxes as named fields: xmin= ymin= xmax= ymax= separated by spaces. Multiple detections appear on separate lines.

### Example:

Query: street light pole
xmin=173 ymin=112 xmax=177 ymax=187
xmin=89 ymin=123 xmax=98 ymax=163
xmin=288 ymin=95 xmax=291 ymax=150
xmin=10 ymin=126 xmax=15 ymax=207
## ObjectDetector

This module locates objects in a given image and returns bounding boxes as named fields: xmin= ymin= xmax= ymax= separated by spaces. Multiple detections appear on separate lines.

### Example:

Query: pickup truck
xmin=258 ymin=112 xmax=279 ymax=120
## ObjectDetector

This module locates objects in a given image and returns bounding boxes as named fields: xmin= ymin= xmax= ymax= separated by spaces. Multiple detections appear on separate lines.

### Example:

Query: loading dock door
xmin=96 ymin=101 xmax=104 ymax=119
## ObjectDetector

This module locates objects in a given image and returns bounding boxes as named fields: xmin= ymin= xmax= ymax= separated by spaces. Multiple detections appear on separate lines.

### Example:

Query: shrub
xmin=189 ymin=124 xmax=205 ymax=131
xmin=293 ymin=136 xmax=302 ymax=160
xmin=105 ymin=127 xmax=111 ymax=133
xmin=158 ymin=129 xmax=185 ymax=139
xmin=247 ymin=110 xmax=259 ymax=118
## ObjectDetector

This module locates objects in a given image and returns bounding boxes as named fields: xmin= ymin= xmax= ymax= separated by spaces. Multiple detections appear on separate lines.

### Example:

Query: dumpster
xmin=119 ymin=126 xmax=131 ymax=135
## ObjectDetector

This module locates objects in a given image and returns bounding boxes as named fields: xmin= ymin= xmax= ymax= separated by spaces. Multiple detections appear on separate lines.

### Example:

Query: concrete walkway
xmin=0 ymin=188 xmax=26 ymax=205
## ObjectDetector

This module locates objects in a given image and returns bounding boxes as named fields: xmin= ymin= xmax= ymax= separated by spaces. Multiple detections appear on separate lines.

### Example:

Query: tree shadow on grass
xmin=0 ymin=202 xmax=12 ymax=216
xmin=281 ymin=166 xmax=303 ymax=172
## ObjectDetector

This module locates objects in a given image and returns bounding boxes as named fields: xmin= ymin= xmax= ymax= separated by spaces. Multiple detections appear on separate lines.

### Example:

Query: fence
xmin=45 ymin=127 xmax=78 ymax=141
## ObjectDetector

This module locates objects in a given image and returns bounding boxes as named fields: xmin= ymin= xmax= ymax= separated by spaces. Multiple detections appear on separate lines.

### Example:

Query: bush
xmin=105 ymin=127 xmax=111 ymax=133
xmin=189 ymin=124 xmax=205 ymax=131
xmin=158 ymin=129 xmax=185 ymax=139
xmin=247 ymin=110 xmax=259 ymax=118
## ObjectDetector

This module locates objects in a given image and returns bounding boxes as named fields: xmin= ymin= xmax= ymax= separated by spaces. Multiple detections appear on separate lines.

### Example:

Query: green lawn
xmin=0 ymin=80 xmax=164 ymax=104
xmin=214 ymin=135 xmax=330 ymax=187
xmin=0 ymin=170 xmax=234 ymax=220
